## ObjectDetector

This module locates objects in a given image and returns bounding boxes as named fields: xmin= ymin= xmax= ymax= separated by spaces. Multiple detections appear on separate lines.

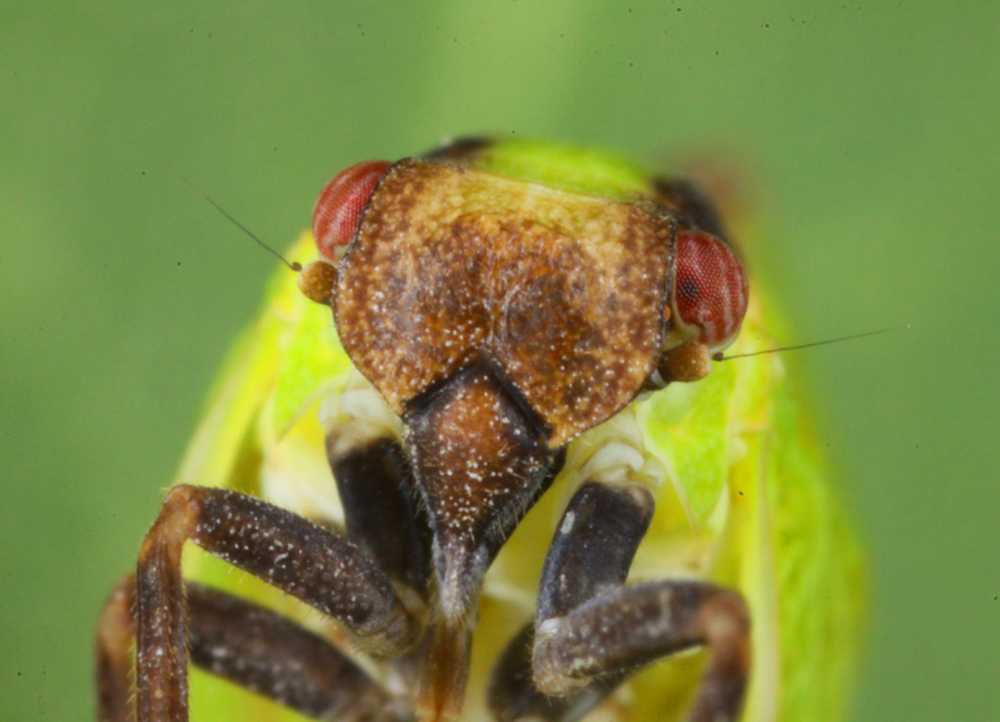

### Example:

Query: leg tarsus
xmin=488 ymin=621 xmax=623 ymax=722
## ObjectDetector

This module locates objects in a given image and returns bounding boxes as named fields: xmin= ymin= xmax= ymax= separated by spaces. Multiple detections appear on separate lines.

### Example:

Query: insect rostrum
xmin=96 ymin=138 xmax=864 ymax=722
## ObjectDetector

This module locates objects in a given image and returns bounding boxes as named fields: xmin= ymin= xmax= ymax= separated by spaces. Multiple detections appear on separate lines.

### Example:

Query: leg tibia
xmin=133 ymin=485 xmax=423 ymax=722
xmin=533 ymin=581 xmax=750 ymax=722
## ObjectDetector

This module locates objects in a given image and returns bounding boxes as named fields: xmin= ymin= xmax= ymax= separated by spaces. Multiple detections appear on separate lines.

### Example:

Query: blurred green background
xmin=2 ymin=1 xmax=998 ymax=720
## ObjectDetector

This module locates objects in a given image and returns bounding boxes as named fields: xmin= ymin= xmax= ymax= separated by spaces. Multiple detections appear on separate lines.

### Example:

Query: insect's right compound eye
xmin=312 ymin=160 xmax=392 ymax=261
xmin=673 ymin=229 xmax=749 ymax=351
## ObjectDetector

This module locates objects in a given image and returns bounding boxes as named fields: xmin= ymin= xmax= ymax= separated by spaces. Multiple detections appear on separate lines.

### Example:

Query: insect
xmin=95 ymin=138 xmax=865 ymax=722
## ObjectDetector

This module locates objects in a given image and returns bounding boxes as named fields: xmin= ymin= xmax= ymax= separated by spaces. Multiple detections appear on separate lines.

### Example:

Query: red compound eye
xmin=312 ymin=160 xmax=392 ymax=261
xmin=673 ymin=230 xmax=749 ymax=348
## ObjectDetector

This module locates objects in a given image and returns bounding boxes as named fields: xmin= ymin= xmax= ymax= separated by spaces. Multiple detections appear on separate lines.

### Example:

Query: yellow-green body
xmin=178 ymin=141 xmax=865 ymax=722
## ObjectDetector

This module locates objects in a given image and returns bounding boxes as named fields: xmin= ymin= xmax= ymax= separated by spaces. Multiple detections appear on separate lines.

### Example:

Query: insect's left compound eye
xmin=673 ymin=230 xmax=749 ymax=349
xmin=312 ymin=160 xmax=392 ymax=261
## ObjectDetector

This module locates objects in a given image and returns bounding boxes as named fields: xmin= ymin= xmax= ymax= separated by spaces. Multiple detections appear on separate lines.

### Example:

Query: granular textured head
xmin=333 ymin=158 xmax=676 ymax=447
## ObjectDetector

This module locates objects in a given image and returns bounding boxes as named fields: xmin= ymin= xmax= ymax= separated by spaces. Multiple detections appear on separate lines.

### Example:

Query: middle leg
xmin=488 ymin=480 xmax=654 ymax=722
xmin=529 ymin=481 xmax=751 ymax=722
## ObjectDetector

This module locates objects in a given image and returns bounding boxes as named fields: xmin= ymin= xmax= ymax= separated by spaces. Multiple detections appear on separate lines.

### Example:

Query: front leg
xmin=134 ymin=485 xmax=423 ymax=722
xmin=531 ymin=481 xmax=750 ymax=722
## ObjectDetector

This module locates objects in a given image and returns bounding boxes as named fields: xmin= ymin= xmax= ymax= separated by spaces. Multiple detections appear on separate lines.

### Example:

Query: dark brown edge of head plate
xmin=403 ymin=358 xmax=554 ymax=445
xmin=651 ymin=176 xmax=732 ymax=248
xmin=333 ymin=157 xmax=411 ymax=272
xmin=424 ymin=137 xmax=493 ymax=162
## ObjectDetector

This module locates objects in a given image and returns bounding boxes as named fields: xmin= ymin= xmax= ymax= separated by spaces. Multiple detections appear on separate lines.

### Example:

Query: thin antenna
xmin=713 ymin=324 xmax=910 ymax=362
xmin=173 ymin=169 xmax=302 ymax=272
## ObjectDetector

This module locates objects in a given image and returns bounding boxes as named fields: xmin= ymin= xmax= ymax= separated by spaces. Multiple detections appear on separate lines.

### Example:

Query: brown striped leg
xmin=529 ymin=483 xmax=750 ymax=722
xmin=96 ymin=575 xmax=137 ymax=722
xmin=488 ymin=481 xmax=652 ymax=722
xmin=95 ymin=575 xmax=408 ymax=722
xmin=134 ymin=485 xmax=424 ymax=722
xmin=186 ymin=582 xmax=407 ymax=722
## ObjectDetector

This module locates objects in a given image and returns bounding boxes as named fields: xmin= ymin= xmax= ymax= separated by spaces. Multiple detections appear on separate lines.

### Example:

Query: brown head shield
xmin=333 ymin=157 xmax=676 ymax=447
